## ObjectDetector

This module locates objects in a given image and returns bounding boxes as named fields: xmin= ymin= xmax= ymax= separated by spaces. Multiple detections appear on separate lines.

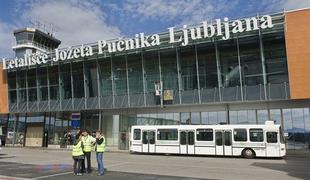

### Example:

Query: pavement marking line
xmin=106 ymin=162 xmax=130 ymax=168
xmin=31 ymin=171 xmax=73 ymax=179
xmin=0 ymin=175 xmax=30 ymax=180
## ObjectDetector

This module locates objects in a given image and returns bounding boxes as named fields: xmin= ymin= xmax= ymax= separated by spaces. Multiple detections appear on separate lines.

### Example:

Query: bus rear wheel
xmin=242 ymin=148 xmax=255 ymax=159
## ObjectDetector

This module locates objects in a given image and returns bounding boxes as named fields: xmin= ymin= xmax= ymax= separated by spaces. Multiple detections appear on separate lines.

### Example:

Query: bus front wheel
xmin=242 ymin=148 xmax=255 ymax=159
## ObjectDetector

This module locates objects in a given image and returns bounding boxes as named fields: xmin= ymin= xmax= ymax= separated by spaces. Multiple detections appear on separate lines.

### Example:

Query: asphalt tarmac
xmin=0 ymin=148 xmax=309 ymax=180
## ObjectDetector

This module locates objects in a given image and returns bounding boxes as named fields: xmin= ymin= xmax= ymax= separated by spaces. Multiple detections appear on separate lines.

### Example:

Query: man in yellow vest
xmin=95 ymin=130 xmax=106 ymax=176
xmin=72 ymin=135 xmax=84 ymax=176
xmin=81 ymin=130 xmax=96 ymax=173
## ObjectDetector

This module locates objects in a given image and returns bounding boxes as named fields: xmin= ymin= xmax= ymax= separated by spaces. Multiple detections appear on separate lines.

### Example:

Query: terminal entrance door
xmin=215 ymin=130 xmax=232 ymax=156
xmin=180 ymin=131 xmax=195 ymax=154
xmin=25 ymin=126 xmax=43 ymax=147
xmin=142 ymin=130 xmax=155 ymax=153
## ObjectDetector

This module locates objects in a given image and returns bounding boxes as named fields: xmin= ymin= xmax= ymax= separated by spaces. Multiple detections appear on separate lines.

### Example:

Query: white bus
xmin=130 ymin=121 xmax=286 ymax=158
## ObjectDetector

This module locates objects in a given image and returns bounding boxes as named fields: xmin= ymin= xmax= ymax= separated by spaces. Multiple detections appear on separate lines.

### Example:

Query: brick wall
xmin=285 ymin=8 xmax=310 ymax=99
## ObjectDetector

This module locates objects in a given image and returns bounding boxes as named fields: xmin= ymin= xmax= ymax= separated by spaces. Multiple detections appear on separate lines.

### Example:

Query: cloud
xmin=121 ymin=0 xmax=234 ymax=24
xmin=283 ymin=0 xmax=310 ymax=10
xmin=0 ymin=21 xmax=16 ymax=58
xmin=117 ymin=0 xmax=310 ymax=25
xmin=22 ymin=0 xmax=121 ymax=48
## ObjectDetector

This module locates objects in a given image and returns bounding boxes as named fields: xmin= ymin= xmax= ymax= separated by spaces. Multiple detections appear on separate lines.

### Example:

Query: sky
xmin=0 ymin=0 xmax=310 ymax=58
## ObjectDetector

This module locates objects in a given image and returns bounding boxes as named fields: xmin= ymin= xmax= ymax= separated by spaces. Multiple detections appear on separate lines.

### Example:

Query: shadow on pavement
xmin=0 ymin=161 xmax=214 ymax=180
xmin=42 ymin=170 xmax=213 ymax=180
xmin=0 ymin=153 xmax=15 ymax=159
xmin=252 ymin=156 xmax=310 ymax=180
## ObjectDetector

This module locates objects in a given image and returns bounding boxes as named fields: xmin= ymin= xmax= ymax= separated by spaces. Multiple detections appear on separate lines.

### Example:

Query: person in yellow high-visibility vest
xmin=80 ymin=130 xmax=96 ymax=173
xmin=72 ymin=135 xmax=84 ymax=176
xmin=95 ymin=130 xmax=106 ymax=176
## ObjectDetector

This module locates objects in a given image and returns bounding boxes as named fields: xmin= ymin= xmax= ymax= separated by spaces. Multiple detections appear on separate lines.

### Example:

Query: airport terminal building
xmin=0 ymin=8 xmax=309 ymax=150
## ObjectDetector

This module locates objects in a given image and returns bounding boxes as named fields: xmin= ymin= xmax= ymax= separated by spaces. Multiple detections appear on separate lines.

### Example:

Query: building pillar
xmin=194 ymin=44 xmax=201 ymax=104
xmin=236 ymin=37 xmax=244 ymax=101
xmin=47 ymin=67 xmax=51 ymax=111
xmin=125 ymin=54 xmax=130 ymax=107
xmin=110 ymin=56 xmax=115 ymax=108
xmin=96 ymin=56 xmax=101 ymax=109
xmin=176 ymin=47 xmax=182 ymax=104
xmin=215 ymin=41 xmax=222 ymax=102
xmin=141 ymin=51 xmax=147 ymax=106
xmin=158 ymin=50 xmax=163 ymax=107
xmin=58 ymin=64 xmax=62 ymax=109
xmin=258 ymin=16 xmax=268 ymax=100
xmin=70 ymin=62 xmax=74 ymax=109
xmin=83 ymin=60 xmax=87 ymax=109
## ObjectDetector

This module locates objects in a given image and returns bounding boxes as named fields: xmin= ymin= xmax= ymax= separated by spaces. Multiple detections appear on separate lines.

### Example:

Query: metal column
xmin=47 ymin=67 xmax=51 ymax=111
xmin=58 ymin=64 xmax=62 ymax=110
xmin=215 ymin=41 xmax=223 ymax=102
xmin=194 ymin=44 xmax=201 ymax=104
xmin=110 ymin=56 xmax=115 ymax=108
xmin=158 ymin=50 xmax=163 ymax=108
xmin=70 ymin=62 xmax=74 ymax=109
xmin=125 ymin=54 xmax=130 ymax=107
xmin=258 ymin=14 xmax=268 ymax=100
xmin=176 ymin=47 xmax=182 ymax=104
xmin=236 ymin=37 xmax=244 ymax=101
xmin=141 ymin=52 xmax=147 ymax=106
xmin=83 ymin=60 xmax=87 ymax=109
xmin=96 ymin=56 xmax=101 ymax=109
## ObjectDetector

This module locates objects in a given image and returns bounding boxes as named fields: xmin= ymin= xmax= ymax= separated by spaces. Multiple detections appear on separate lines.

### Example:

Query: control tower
xmin=12 ymin=27 xmax=61 ymax=58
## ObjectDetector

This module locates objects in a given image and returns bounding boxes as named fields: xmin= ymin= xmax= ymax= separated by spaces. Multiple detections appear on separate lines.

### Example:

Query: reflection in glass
xmin=257 ymin=110 xmax=268 ymax=124
xmin=143 ymin=51 xmax=160 ymax=93
xmin=85 ymin=61 xmax=98 ymax=97
xmin=197 ymin=43 xmax=218 ymax=89
xmin=99 ymin=58 xmax=112 ymax=96
xmin=180 ymin=112 xmax=190 ymax=124
xmin=191 ymin=112 xmax=200 ymax=125
xmin=219 ymin=39 xmax=240 ymax=88
xmin=160 ymin=49 xmax=178 ymax=90
xmin=113 ymin=55 xmax=127 ymax=95
xmin=127 ymin=52 xmax=143 ymax=94
xmin=270 ymin=109 xmax=281 ymax=125
xmin=72 ymin=63 xmax=84 ymax=98
xmin=283 ymin=109 xmax=294 ymax=149
xmin=179 ymin=46 xmax=198 ymax=90
xmin=292 ymin=108 xmax=306 ymax=149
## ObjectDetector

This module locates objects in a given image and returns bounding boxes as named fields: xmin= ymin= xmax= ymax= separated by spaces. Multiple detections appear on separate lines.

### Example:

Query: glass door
xmin=215 ymin=130 xmax=232 ymax=156
xmin=142 ymin=130 xmax=156 ymax=153
xmin=180 ymin=131 xmax=195 ymax=154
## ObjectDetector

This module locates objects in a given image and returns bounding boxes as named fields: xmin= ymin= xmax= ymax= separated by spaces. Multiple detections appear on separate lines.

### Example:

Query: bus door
xmin=215 ymin=130 xmax=232 ymax=156
xmin=142 ymin=130 xmax=156 ymax=153
xmin=180 ymin=130 xmax=195 ymax=154
xmin=266 ymin=131 xmax=280 ymax=157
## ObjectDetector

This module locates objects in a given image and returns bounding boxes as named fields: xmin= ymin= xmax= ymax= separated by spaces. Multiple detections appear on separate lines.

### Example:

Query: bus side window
xmin=234 ymin=129 xmax=247 ymax=142
xmin=249 ymin=129 xmax=264 ymax=142
xmin=267 ymin=132 xmax=278 ymax=143
xmin=133 ymin=129 xmax=141 ymax=140
xmin=196 ymin=129 xmax=213 ymax=141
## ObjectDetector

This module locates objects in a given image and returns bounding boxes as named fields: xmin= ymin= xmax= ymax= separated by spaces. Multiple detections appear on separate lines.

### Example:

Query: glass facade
xmin=2 ymin=107 xmax=310 ymax=150
xmin=3 ymin=13 xmax=310 ymax=150
xmin=7 ymin=31 xmax=290 ymax=112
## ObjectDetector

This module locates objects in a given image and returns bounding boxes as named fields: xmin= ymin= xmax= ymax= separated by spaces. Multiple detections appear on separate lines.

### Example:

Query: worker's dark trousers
xmin=81 ymin=152 xmax=91 ymax=173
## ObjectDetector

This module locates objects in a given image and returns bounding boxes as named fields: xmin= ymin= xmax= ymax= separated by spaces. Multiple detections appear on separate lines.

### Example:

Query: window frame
xmin=133 ymin=129 xmax=141 ymax=140
xmin=233 ymin=128 xmax=248 ymax=142
xmin=267 ymin=132 xmax=278 ymax=143
xmin=249 ymin=128 xmax=264 ymax=142
xmin=196 ymin=129 xmax=214 ymax=141
xmin=157 ymin=129 xmax=178 ymax=141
